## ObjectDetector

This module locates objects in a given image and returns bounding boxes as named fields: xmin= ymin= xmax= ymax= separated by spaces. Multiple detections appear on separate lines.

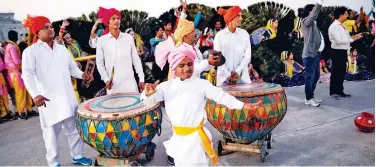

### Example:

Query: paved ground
xmin=0 ymin=80 xmax=374 ymax=166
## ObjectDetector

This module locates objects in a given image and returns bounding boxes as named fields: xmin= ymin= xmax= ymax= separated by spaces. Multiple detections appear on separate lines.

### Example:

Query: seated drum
xmin=205 ymin=83 xmax=287 ymax=144
xmin=76 ymin=93 xmax=162 ymax=161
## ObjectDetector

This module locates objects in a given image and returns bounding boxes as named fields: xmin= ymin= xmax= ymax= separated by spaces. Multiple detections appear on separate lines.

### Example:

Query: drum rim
xmin=77 ymin=93 xmax=161 ymax=120
xmin=223 ymin=83 xmax=285 ymax=97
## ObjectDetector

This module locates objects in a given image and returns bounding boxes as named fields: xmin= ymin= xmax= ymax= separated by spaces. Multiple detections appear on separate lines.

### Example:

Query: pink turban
xmin=97 ymin=7 xmax=122 ymax=35
xmin=155 ymin=36 xmax=175 ymax=70
xmin=168 ymin=45 xmax=196 ymax=70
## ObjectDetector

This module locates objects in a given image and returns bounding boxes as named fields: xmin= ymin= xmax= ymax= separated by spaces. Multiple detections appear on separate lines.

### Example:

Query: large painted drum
xmin=205 ymin=83 xmax=287 ymax=144
xmin=76 ymin=93 xmax=162 ymax=158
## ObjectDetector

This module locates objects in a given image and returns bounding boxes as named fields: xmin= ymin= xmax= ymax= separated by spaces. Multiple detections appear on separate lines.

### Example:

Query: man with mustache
xmin=22 ymin=15 xmax=93 ymax=166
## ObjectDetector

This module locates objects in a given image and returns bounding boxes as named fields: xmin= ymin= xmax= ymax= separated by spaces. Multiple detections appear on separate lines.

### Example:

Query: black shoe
xmin=27 ymin=110 xmax=39 ymax=117
xmin=167 ymin=155 xmax=175 ymax=165
xmin=2 ymin=113 xmax=16 ymax=121
xmin=330 ymin=94 xmax=341 ymax=100
xmin=17 ymin=112 xmax=28 ymax=120
xmin=0 ymin=117 xmax=3 ymax=124
xmin=339 ymin=93 xmax=351 ymax=98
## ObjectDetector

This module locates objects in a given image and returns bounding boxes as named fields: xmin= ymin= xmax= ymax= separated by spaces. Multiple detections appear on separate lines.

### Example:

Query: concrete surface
xmin=0 ymin=80 xmax=374 ymax=166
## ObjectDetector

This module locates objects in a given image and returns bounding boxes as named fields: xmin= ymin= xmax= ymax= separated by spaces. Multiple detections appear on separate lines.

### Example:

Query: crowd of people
xmin=0 ymin=0 xmax=374 ymax=166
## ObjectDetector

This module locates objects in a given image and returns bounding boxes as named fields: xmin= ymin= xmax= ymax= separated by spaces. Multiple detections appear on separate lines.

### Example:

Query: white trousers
xmin=42 ymin=116 xmax=84 ymax=166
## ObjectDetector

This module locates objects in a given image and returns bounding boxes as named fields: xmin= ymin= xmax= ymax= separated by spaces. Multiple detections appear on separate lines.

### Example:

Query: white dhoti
xmin=42 ymin=116 xmax=84 ymax=166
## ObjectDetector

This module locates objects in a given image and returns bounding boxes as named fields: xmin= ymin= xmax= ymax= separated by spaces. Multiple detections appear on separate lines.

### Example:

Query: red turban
xmin=23 ymin=15 xmax=51 ymax=45
xmin=218 ymin=6 xmax=242 ymax=23
xmin=97 ymin=7 xmax=122 ymax=35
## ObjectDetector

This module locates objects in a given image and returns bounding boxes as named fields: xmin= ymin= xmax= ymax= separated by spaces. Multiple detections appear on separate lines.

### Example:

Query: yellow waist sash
xmin=172 ymin=119 xmax=219 ymax=165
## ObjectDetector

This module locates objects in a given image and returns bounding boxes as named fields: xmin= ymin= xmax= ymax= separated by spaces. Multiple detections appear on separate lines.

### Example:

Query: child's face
xmin=289 ymin=53 xmax=294 ymax=60
xmin=174 ymin=57 xmax=194 ymax=80
xmin=352 ymin=50 xmax=358 ymax=57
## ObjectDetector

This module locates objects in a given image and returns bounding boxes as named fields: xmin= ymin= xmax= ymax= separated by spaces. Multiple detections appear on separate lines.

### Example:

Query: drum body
xmin=76 ymin=93 xmax=162 ymax=158
xmin=205 ymin=83 xmax=287 ymax=143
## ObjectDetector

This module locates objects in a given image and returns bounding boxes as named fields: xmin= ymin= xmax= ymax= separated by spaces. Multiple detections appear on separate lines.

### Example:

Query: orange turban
xmin=23 ymin=15 xmax=51 ymax=45
xmin=218 ymin=6 xmax=242 ymax=23
xmin=97 ymin=7 xmax=122 ymax=35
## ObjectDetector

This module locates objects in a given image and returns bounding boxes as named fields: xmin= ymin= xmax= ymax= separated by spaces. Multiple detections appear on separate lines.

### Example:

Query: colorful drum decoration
xmin=205 ymin=83 xmax=287 ymax=144
xmin=76 ymin=93 xmax=162 ymax=160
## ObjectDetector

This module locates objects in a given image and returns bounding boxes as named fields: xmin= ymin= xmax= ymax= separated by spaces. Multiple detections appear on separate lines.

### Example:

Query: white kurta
xmin=88 ymin=36 xmax=98 ymax=48
xmin=22 ymin=40 xmax=83 ymax=128
xmin=214 ymin=27 xmax=252 ymax=86
xmin=141 ymin=77 xmax=244 ymax=166
xmin=96 ymin=32 xmax=144 ymax=94
xmin=180 ymin=42 xmax=213 ymax=77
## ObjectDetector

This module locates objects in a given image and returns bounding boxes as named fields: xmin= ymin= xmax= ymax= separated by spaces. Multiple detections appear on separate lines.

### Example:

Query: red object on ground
xmin=354 ymin=112 xmax=375 ymax=132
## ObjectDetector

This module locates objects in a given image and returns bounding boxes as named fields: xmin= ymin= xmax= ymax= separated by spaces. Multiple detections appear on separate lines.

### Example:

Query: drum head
xmin=221 ymin=83 xmax=283 ymax=97
xmin=77 ymin=93 xmax=159 ymax=119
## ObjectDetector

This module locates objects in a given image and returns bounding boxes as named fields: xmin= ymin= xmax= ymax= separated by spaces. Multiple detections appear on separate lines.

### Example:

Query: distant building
xmin=0 ymin=12 xmax=28 ymax=42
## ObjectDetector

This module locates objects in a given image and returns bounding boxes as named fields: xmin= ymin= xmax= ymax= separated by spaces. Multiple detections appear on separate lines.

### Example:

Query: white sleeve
xmin=329 ymin=25 xmax=353 ymax=44
xmin=21 ymin=48 xmax=39 ymax=98
xmin=95 ymin=38 xmax=110 ymax=83
xmin=203 ymin=80 xmax=244 ymax=109
xmin=140 ymin=83 xmax=166 ymax=105
xmin=66 ymin=48 xmax=84 ymax=79
xmin=89 ymin=36 xmax=98 ymax=48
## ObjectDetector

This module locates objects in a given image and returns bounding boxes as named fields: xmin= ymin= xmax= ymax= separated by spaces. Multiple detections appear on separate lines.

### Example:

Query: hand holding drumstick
xmin=144 ymin=80 xmax=160 ymax=97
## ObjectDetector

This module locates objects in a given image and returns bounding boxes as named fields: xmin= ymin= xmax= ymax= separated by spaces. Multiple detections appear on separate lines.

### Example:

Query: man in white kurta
xmin=22 ymin=15 xmax=92 ymax=167
xmin=96 ymin=7 xmax=144 ymax=94
xmin=215 ymin=6 xmax=252 ymax=86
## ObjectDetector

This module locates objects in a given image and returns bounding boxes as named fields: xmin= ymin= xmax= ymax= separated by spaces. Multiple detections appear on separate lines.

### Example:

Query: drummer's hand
xmin=33 ymin=95 xmax=50 ymax=107
xmin=139 ymin=82 xmax=145 ymax=92
xmin=82 ymin=73 xmax=93 ymax=81
xmin=231 ymin=71 xmax=239 ymax=79
xmin=145 ymin=80 xmax=160 ymax=96
xmin=208 ymin=54 xmax=220 ymax=66
xmin=243 ymin=101 xmax=262 ymax=111
xmin=106 ymin=81 xmax=113 ymax=90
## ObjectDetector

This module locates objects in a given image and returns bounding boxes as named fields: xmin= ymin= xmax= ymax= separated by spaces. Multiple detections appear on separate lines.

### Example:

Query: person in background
xmin=301 ymin=0 xmax=324 ymax=107
xmin=4 ymin=30 xmax=36 ymax=119
xmin=328 ymin=7 xmax=363 ymax=100
xmin=215 ymin=6 xmax=252 ymax=86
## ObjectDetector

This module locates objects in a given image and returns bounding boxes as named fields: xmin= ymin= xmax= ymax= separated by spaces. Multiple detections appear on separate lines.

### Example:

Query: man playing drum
xmin=141 ymin=46 xmax=260 ymax=166
xmin=96 ymin=7 xmax=145 ymax=94
xmin=21 ymin=15 xmax=93 ymax=166
xmin=155 ymin=18 xmax=220 ymax=81
xmin=214 ymin=6 xmax=253 ymax=86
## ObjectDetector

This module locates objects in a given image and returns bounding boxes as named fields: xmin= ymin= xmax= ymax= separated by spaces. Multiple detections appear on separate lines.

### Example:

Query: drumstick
xmin=110 ymin=67 xmax=115 ymax=83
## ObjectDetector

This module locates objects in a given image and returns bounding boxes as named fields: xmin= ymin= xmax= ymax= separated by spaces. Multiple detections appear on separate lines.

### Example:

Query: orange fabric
xmin=23 ymin=15 xmax=51 ymax=45
xmin=218 ymin=6 xmax=242 ymax=23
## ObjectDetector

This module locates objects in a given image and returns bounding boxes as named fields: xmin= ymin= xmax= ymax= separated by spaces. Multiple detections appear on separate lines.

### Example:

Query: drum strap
xmin=172 ymin=119 xmax=218 ymax=165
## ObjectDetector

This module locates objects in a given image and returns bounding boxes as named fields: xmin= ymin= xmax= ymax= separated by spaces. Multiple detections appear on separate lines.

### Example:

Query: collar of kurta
xmin=223 ymin=27 xmax=240 ymax=34
xmin=37 ymin=39 xmax=56 ymax=48
xmin=106 ymin=32 xmax=125 ymax=39
xmin=173 ymin=76 xmax=194 ymax=82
